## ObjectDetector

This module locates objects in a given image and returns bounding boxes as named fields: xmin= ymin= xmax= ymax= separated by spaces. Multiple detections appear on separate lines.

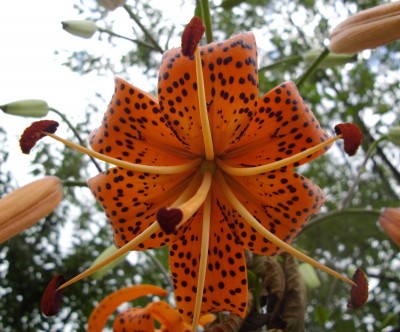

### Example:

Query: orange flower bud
xmin=329 ymin=2 xmax=400 ymax=54
xmin=379 ymin=208 xmax=400 ymax=246
xmin=0 ymin=176 xmax=64 ymax=243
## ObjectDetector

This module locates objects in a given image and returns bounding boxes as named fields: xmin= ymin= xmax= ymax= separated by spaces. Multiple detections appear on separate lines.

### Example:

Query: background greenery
xmin=0 ymin=0 xmax=399 ymax=331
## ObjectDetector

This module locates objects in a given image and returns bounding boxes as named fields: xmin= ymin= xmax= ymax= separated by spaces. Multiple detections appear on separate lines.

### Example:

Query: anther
xmin=19 ymin=120 xmax=59 ymax=154
xmin=157 ymin=207 xmax=183 ymax=235
xmin=181 ymin=16 xmax=205 ymax=57
xmin=41 ymin=274 xmax=65 ymax=317
xmin=347 ymin=268 xmax=368 ymax=309
xmin=334 ymin=123 xmax=362 ymax=156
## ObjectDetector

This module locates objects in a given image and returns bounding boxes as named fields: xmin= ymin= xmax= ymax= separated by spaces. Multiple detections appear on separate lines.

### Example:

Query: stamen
xmin=195 ymin=46 xmax=214 ymax=161
xmin=181 ymin=16 xmax=205 ymax=57
xmin=347 ymin=268 xmax=368 ymax=309
xmin=215 ymin=170 xmax=356 ymax=286
xmin=191 ymin=193 xmax=211 ymax=332
xmin=157 ymin=171 xmax=213 ymax=234
xmin=216 ymin=135 xmax=341 ymax=176
xmin=46 ymin=132 xmax=202 ymax=175
xmin=58 ymin=174 xmax=202 ymax=290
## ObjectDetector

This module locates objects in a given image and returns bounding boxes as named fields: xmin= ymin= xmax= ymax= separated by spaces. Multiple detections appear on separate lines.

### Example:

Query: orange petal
xmin=215 ymin=171 xmax=325 ymax=255
xmin=169 ymin=203 xmax=247 ymax=323
xmin=224 ymin=82 xmax=331 ymax=167
xmin=90 ymin=77 xmax=195 ymax=164
xmin=158 ymin=32 xmax=259 ymax=156
xmin=88 ymin=167 xmax=195 ymax=248
xmin=88 ymin=284 xmax=167 ymax=332
xmin=113 ymin=307 xmax=155 ymax=332
xmin=146 ymin=301 xmax=189 ymax=331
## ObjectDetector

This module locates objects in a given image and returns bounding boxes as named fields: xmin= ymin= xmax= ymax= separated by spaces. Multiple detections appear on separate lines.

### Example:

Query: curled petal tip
xmin=41 ymin=274 xmax=65 ymax=317
xmin=19 ymin=120 xmax=59 ymax=154
xmin=334 ymin=123 xmax=362 ymax=156
xmin=347 ymin=268 xmax=368 ymax=309
xmin=157 ymin=207 xmax=183 ymax=235
xmin=181 ymin=16 xmax=205 ymax=57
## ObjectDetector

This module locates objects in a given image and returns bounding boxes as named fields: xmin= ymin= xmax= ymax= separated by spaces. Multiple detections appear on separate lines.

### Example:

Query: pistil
xmin=215 ymin=170 xmax=356 ymax=286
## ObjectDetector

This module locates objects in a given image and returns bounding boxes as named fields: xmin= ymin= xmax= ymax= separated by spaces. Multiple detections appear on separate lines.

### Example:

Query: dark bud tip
xmin=19 ymin=120 xmax=59 ymax=154
xmin=41 ymin=274 xmax=65 ymax=317
xmin=347 ymin=268 xmax=368 ymax=309
xmin=181 ymin=16 xmax=205 ymax=57
xmin=157 ymin=207 xmax=183 ymax=235
xmin=334 ymin=123 xmax=362 ymax=156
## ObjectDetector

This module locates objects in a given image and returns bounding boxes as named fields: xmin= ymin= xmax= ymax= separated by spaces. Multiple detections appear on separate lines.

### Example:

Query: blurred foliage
xmin=1 ymin=0 xmax=399 ymax=331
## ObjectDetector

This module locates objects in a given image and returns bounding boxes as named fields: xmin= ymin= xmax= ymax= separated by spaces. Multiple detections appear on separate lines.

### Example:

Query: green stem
xmin=259 ymin=55 xmax=302 ymax=73
xmin=296 ymin=47 xmax=329 ymax=89
xmin=62 ymin=180 xmax=88 ymax=187
xmin=142 ymin=250 xmax=173 ymax=290
xmin=199 ymin=0 xmax=213 ymax=43
xmin=49 ymin=108 xmax=103 ymax=173
xmin=302 ymin=208 xmax=381 ymax=233
xmin=98 ymin=28 xmax=157 ymax=50
xmin=122 ymin=4 xmax=164 ymax=54
xmin=341 ymin=135 xmax=388 ymax=209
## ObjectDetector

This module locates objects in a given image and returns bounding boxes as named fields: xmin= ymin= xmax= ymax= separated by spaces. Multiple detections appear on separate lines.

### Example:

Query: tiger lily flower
xmin=21 ymin=18 xmax=362 ymax=331
xmin=87 ymin=284 xmax=214 ymax=331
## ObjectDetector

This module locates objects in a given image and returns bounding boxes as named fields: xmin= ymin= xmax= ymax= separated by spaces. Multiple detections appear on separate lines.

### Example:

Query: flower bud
xmin=97 ymin=0 xmax=126 ymax=11
xmin=388 ymin=126 xmax=400 ymax=146
xmin=379 ymin=208 xmax=400 ymax=246
xmin=90 ymin=245 xmax=128 ymax=279
xmin=302 ymin=49 xmax=357 ymax=68
xmin=0 ymin=176 xmax=64 ymax=243
xmin=298 ymin=263 xmax=321 ymax=289
xmin=0 ymin=99 xmax=49 ymax=118
xmin=61 ymin=20 xmax=98 ymax=39
xmin=329 ymin=2 xmax=400 ymax=54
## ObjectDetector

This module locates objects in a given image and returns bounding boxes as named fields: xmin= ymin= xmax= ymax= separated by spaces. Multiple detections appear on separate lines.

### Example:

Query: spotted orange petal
xmin=158 ymin=32 xmax=259 ymax=156
xmin=88 ymin=167 xmax=194 ymax=248
xmin=224 ymin=82 xmax=331 ymax=167
xmin=90 ymin=77 xmax=195 ymax=164
xmin=215 ymin=171 xmax=325 ymax=255
xmin=169 ymin=202 xmax=247 ymax=323
xmin=113 ymin=307 xmax=155 ymax=331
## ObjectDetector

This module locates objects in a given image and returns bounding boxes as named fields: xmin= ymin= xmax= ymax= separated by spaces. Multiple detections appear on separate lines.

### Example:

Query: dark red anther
xmin=19 ymin=120 xmax=59 ymax=154
xmin=157 ymin=207 xmax=183 ymax=235
xmin=41 ymin=274 xmax=65 ymax=317
xmin=347 ymin=268 xmax=368 ymax=309
xmin=181 ymin=16 xmax=205 ymax=57
xmin=334 ymin=123 xmax=362 ymax=156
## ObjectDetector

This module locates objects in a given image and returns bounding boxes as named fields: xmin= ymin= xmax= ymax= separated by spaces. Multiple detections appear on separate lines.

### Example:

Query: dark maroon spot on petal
xmin=20 ymin=120 xmax=59 ymax=154
xmin=157 ymin=207 xmax=183 ymax=235
xmin=181 ymin=16 xmax=205 ymax=57
xmin=347 ymin=268 xmax=368 ymax=309
xmin=41 ymin=274 xmax=65 ymax=317
xmin=334 ymin=123 xmax=362 ymax=156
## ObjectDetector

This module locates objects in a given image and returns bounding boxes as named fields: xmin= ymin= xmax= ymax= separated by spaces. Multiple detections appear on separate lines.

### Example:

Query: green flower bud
xmin=303 ymin=49 xmax=357 ymax=68
xmin=0 ymin=99 xmax=49 ymax=118
xmin=298 ymin=263 xmax=321 ymax=289
xmin=90 ymin=245 xmax=128 ymax=279
xmin=388 ymin=127 xmax=400 ymax=146
xmin=61 ymin=20 xmax=98 ymax=39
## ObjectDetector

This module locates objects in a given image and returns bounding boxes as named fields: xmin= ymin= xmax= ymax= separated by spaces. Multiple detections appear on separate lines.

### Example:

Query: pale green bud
xmin=97 ymin=0 xmax=126 ymax=11
xmin=61 ymin=20 xmax=98 ymax=39
xmin=303 ymin=49 xmax=357 ymax=68
xmin=0 ymin=99 xmax=49 ymax=118
xmin=298 ymin=263 xmax=321 ymax=289
xmin=388 ymin=127 xmax=400 ymax=146
xmin=90 ymin=245 xmax=128 ymax=279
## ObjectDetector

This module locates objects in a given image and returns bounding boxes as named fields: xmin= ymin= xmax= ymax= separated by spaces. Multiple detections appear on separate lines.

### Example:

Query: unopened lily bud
xmin=90 ymin=245 xmax=128 ymax=279
xmin=61 ymin=20 xmax=98 ymax=39
xmin=0 ymin=176 xmax=64 ymax=243
xmin=97 ymin=0 xmax=126 ymax=11
xmin=303 ymin=49 xmax=357 ymax=68
xmin=329 ymin=2 xmax=400 ymax=54
xmin=388 ymin=126 xmax=400 ymax=146
xmin=298 ymin=263 xmax=321 ymax=289
xmin=0 ymin=99 xmax=49 ymax=118
xmin=379 ymin=208 xmax=400 ymax=246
